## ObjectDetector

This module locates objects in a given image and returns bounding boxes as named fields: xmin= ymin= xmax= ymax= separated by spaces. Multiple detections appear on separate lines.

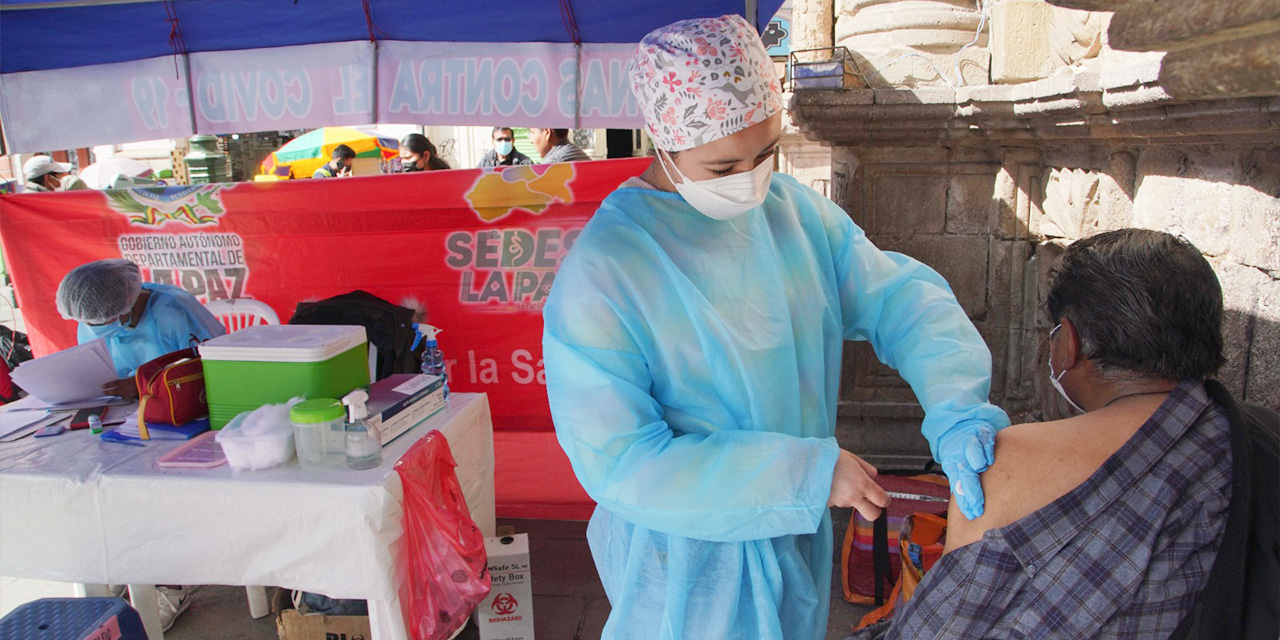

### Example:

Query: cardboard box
xmin=364 ymin=373 xmax=446 ymax=446
xmin=276 ymin=609 xmax=371 ymax=640
xmin=476 ymin=534 xmax=535 ymax=640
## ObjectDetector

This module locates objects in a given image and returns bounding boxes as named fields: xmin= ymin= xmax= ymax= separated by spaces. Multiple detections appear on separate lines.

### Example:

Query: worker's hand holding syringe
xmin=828 ymin=449 xmax=892 ymax=520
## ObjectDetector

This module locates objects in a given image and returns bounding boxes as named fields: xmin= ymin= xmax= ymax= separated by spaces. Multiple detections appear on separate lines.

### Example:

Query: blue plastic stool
xmin=0 ymin=597 xmax=149 ymax=640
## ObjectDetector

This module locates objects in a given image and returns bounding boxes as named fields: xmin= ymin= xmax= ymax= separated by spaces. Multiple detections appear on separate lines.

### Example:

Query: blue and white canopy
xmin=0 ymin=0 xmax=782 ymax=152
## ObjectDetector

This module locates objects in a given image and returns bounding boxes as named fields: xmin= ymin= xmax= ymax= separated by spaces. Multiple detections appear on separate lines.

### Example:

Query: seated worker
xmin=313 ymin=144 xmax=355 ymax=178
xmin=478 ymin=126 xmax=535 ymax=168
xmin=527 ymin=127 xmax=590 ymax=163
xmin=56 ymin=259 xmax=225 ymax=399
xmin=854 ymin=228 xmax=1232 ymax=640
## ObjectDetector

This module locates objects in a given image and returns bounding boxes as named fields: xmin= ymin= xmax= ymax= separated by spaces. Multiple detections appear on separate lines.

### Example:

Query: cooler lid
xmin=198 ymin=324 xmax=368 ymax=362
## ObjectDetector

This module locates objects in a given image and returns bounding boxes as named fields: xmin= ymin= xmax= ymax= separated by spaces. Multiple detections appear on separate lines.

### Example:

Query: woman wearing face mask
xmin=56 ymin=259 xmax=226 ymax=399
xmin=542 ymin=15 xmax=1009 ymax=640
xmin=398 ymin=133 xmax=451 ymax=172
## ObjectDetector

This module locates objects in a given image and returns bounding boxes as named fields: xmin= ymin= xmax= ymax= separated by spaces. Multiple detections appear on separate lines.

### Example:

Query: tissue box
xmin=476 ymin=534 xmax=535 ymax=640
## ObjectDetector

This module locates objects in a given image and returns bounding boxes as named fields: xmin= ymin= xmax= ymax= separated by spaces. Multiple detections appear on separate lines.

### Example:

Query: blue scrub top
xmin=543 ymin=174 xmax=1009 ymax=639
xmin=77 ymin=283 xmax=227 ymax=378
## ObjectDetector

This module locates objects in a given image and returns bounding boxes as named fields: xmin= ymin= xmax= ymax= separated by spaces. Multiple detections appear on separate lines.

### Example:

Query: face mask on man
xmin=657 ymin=150 xmax=772 ymax=220
xmin=1048 ymin=323 xmax=1085 ymax=414
xmin=495 ymin=140 xmax=514 ymax=156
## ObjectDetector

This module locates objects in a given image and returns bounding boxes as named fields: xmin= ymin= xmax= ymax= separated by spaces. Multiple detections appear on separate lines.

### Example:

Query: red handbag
xmin=135 ymin=347 xmax=208 ymax=433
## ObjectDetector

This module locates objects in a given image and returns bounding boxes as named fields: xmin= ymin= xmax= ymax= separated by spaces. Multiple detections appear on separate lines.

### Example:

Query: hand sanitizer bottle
xmin=342 ymin=390 xmax=382 ymax=470
xmin=411 ymin=323 xmax=449 ymax=399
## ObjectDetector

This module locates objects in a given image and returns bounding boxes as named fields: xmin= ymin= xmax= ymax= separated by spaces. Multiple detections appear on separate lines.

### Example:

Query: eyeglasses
xmin=494 ymin=137 xmax=514 ymax=142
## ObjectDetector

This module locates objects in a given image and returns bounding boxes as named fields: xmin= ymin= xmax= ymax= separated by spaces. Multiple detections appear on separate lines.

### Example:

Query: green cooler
xmin=199 ymin=324 xmax=371 ymax=429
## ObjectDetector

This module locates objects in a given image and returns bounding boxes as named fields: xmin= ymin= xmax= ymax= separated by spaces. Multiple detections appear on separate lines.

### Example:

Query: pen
xmin=101 ymin=431 xmax=145 ymax=447
xmin=102 ymin=438 xmax=145 ymax=448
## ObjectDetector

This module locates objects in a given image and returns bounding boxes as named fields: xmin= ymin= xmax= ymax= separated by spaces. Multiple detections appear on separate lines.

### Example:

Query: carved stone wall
xmin=792 ymin=0 xmax=1280 ymax=465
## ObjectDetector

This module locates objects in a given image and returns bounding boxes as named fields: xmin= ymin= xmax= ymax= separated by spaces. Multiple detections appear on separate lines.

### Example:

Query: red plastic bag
xmin=396 ymin=431 xmax=491 ymax=639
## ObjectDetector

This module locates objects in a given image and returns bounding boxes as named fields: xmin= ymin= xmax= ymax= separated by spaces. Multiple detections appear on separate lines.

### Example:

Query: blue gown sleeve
xmin=148 ymin=289 xmax=226 ymax=353
xmin=815 ymin=194 xmax=1010 ymax=459
xmin=543 ymin=248 xmax=841 ymax=543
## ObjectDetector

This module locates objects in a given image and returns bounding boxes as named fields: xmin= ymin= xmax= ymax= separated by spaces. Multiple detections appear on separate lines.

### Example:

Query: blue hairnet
xmin=56 ymin=259 xmax=143 ymax=324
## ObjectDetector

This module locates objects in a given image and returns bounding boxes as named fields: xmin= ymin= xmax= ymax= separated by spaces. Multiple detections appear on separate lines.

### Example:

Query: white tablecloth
xmin=0 ymin=392 xmax=495 ymax=639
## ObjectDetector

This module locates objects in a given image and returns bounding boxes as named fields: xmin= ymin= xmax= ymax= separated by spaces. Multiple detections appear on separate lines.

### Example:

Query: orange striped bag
xmin=840 ymin=473 xmax=949 ymax=606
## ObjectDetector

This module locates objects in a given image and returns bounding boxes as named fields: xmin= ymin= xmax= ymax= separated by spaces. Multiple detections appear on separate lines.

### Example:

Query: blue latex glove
xmin=938 ymin=423 xmax=997 ymax=520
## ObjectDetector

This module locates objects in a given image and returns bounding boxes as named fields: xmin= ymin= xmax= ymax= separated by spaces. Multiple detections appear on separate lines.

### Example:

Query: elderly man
xmin=853 ymin=228 xmax=1256 ymax=640
xmin=23 ymin=155 xmax=72 ymax=192
xmin=528 ymin=128 xmax=590 ymax=164
xmin=478 ymin=127 xmax=534 ymax=168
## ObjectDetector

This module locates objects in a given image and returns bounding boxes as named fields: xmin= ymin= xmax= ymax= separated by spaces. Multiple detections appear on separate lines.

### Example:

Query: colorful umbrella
xmin=261 ymin=127 xmax=399 ymax=179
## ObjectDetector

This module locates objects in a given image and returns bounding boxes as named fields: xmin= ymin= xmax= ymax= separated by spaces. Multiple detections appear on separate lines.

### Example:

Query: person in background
xmin=852 ymin=229 xmax=1244 ymax=640
xmin=56 ymin=259 xmax=225 ymax=399
xmin=542 ymin=14 xmax=1005 ymax=640
xmin=399 ymin=133 xmax=451 ymax=171
xmin=527 ymin=127 xmax=590 ymax=164
xmin=478 ymin=126 xmax=535 ymax=168
xmin=313 ymin=144 xmax=355 ymax=178
xmin=22 ymin=155 xmax=72 ymax=192
xmin=59 ymin=174 xmax=90 ymax=191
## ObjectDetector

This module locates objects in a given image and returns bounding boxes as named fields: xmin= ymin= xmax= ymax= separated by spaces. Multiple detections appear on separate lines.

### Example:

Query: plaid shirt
xmin=854 ymin=380 xmax=1231 ymax=640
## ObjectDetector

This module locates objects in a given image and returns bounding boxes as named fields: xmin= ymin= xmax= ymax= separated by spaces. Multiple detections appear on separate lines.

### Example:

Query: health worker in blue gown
xmin=541 ymin=14 xmax=1010 ymax=640
xmin=56 ymin=259 xmax=225 ymax=398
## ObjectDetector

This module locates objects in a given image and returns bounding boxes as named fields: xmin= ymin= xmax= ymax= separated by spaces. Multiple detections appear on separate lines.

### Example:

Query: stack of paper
xmin=0 ymin=396 xmax=67 ymax=442
xmin=10 ymin=339 xmax=120 ymax=404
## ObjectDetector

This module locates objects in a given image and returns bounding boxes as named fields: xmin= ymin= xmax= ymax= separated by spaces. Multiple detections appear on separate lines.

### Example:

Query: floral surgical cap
xmin=628 ymin=14 xmax=783 ymax=152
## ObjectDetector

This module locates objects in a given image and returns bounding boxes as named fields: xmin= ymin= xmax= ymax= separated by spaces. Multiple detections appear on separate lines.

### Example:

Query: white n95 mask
xmin=658 ymin=150 xmax=772 ymax=220
xmin=1048 ymin=324 xmax=1085 ymax=414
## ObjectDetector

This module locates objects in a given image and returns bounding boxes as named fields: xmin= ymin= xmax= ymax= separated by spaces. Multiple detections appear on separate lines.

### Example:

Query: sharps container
xmin=290 ymin=398 xmax=347 ymax=469
xmin=199 ymin=324 xmax=370 ymax=429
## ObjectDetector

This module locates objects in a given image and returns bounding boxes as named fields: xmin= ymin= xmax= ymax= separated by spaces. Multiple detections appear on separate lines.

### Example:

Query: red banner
xmin=0 ymin=158 xmax=649 ymax=430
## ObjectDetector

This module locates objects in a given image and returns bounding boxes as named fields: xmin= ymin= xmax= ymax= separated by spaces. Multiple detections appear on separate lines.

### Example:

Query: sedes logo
xmin=491 ymin=593 xmax=519 ymax=616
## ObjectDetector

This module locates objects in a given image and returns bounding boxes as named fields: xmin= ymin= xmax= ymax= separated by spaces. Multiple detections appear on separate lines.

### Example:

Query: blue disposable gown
xmin=77 ymin=283 xmax=226 ymax=378
xmin=542 ymin=174 xmax=1009 ymax=639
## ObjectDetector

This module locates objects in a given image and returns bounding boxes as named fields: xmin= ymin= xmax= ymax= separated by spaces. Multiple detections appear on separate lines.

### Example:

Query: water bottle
xmin=412 ymin=323 xmax=450 ymax=399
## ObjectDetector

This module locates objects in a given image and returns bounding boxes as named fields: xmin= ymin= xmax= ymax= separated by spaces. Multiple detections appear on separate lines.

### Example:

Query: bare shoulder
xmin=944 ymin=420 xmax=1078 ymax=553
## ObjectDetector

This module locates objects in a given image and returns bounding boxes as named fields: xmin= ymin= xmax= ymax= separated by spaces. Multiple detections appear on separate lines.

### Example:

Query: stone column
xmin=781 ymin=0 xmax=835 ymax=196
xmin=836 ymin=0 xmax=990 ymax=87
xmin=792 ymin=0 xmax=834 ymax=61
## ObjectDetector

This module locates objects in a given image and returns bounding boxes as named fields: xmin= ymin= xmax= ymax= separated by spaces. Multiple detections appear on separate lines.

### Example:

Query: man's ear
xmin=1056 ymin=317 xmax=1082 ymax=371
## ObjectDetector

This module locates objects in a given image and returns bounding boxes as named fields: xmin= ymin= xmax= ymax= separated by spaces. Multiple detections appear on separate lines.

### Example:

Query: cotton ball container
xmin=215 ymin=397 xmax=304 ymax=470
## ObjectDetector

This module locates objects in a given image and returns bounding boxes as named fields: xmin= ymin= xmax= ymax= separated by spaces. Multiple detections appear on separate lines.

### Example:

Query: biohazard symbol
xmin=491 ymin=593 xmax=518 ymax=616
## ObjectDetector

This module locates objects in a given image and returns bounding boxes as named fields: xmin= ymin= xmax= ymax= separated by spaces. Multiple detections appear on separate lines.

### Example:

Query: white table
xmin=0 ymin=392 xmax=496 ymax=640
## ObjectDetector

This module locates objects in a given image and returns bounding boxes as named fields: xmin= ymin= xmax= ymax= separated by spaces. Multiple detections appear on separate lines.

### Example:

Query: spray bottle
xmin=342 ymin=389 xmax=382 ymax=470
xmin=411 ymin=323 xmax=449 ymax=399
